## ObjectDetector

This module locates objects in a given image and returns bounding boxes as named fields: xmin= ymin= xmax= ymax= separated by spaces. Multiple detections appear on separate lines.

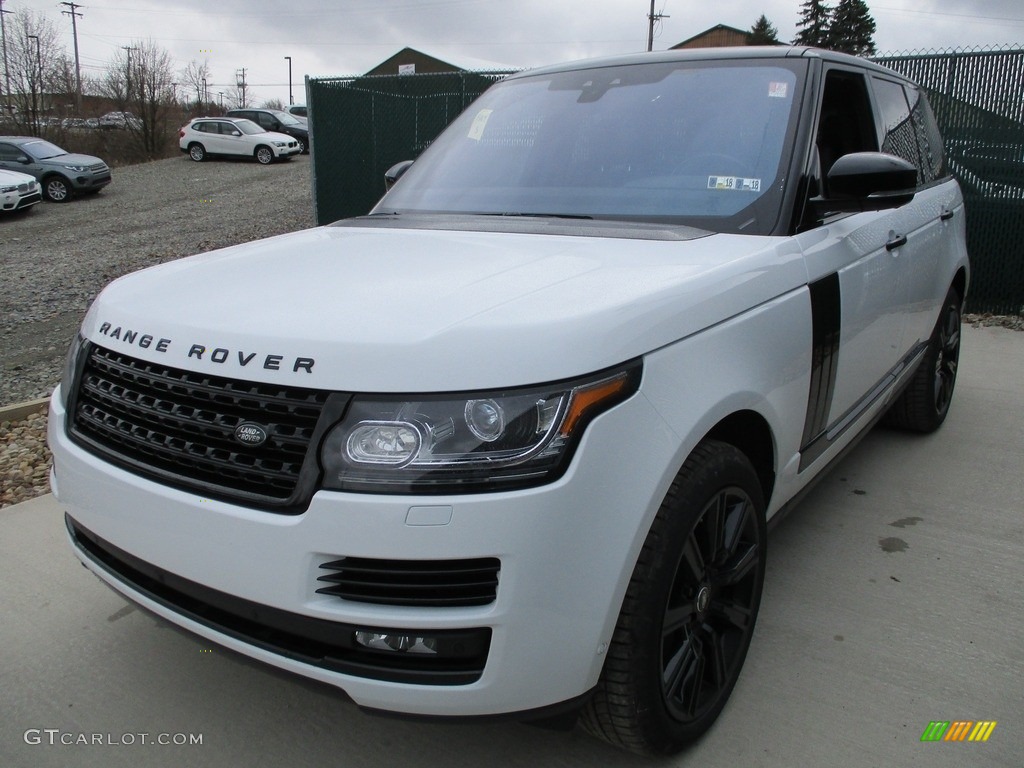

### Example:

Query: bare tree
xmin=223 ymin=85 xmax=257 ymax=111
xmin=4 ymin=10 xmax=72 ymax=134
xmin=261 ymin=98 xmax=284 ymax=110
xmin=100 ymin=40 xmax=175 ymax=158
xmin=180 ymin=58 xmax=211 ymax=110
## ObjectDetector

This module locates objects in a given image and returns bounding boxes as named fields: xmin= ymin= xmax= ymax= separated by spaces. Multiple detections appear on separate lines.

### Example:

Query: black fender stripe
xmin=801 ymin=273 xmax=842 ymax=451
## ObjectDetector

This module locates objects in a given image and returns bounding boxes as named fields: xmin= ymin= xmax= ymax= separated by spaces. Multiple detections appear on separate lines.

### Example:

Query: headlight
xmin=1 ymin=184 xmax=16 ymax=193
xmin=59 ymin=334 xmax=87 ymax=410
xmin=273 ymin=141 xmax=286 ymax=147
xmin=63 ymin=165 xmax=88 ymax=172
xmin=321 ymin=361 xmax=641 ymax=493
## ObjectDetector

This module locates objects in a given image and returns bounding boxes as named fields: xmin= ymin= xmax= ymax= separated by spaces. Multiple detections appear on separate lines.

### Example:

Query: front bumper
xmin=49 ymin=385 xmax=675 ymax=717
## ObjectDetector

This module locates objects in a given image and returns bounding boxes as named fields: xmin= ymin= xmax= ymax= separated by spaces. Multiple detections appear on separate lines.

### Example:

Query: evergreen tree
xmin=793 ymin=0 xmax=831 ymax=48
xmin=749 ymin=15 xmax=780 ymax=45
xmin=827 ymin=0 xmax=877 ymax=56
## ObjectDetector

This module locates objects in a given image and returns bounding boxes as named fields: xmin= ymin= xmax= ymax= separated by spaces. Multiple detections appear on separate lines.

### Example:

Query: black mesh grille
xmin=317 ymin=557 xmax=501 ymax=607
xmin=69 ymin=344 xmax=333 ymax=509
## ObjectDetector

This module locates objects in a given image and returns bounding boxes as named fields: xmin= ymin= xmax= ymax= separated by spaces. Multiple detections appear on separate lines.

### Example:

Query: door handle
xmin=885 ymin=234 xmax=907 ymax=251
xmin=940 ymin=210 xmax=954 ymax=221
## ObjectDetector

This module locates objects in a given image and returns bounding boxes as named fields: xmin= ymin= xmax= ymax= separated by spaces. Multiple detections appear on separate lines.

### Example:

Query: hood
xmin=83 ymin=223 xmax=806 ymax=392
xmin=0 ymin=168 xmax=36 ymax=184
xmin=41 ymin=152 xmax=106 ymax=168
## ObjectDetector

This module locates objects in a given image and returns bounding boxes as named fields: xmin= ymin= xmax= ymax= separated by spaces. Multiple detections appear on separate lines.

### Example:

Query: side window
xmin=872 ymin=76 xmax=922 ymax=185
xmin=0 ymin=142 xmax=25 ymax=161
xmin=906 ymin=86 xmax=946 ymax=183
xmin=816 ymin=70 xmax=878 ymax=185
xmin=256 ymin=113 xmax=274 ymax=130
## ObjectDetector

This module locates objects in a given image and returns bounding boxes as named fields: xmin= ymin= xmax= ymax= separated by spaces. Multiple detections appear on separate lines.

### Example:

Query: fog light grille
xmin=317 ymin=557 xmax=500 ymax=607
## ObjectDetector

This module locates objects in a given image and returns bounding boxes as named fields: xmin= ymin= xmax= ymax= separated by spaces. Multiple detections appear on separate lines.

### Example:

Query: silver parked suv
xmin=0 ymin=136 xmax=111 ymax=202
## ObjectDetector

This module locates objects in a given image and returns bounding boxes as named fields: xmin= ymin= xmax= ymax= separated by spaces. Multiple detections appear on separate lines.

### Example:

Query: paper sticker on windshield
xmin=768 ymin=82 xmax=789 ymax=98
xmin=708 ymin=176 xmax=762 ymax=192
xmin=467 ymin=109 xmax=493 ymax=141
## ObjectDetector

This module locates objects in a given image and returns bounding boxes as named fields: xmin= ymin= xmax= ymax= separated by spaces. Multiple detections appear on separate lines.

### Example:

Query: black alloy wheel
xmin=885 ymin=284 xmax=962 ymax=433
xmin=582 ymin=440 xmax=767 ymax=755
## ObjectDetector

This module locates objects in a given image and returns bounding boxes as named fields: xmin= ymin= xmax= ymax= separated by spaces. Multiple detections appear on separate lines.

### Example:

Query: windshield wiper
xmin=487 ymin=212 xmax=594 ymax=220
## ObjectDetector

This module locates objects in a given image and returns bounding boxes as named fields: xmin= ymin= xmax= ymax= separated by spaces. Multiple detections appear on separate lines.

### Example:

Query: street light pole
xmin=284 ymin=56 xmax=293 ymax=105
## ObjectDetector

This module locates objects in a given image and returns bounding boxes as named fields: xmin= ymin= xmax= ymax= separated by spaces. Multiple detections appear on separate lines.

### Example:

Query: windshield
xmin=23 ymin=140 xmax=67 ymax=160
xmin=375 ymin=59 xmax=805 ymax=234
xmin=271 ymin=111 xmax=301 ymax=126
xmin=235 ymin=119 xmax=265 ymax=135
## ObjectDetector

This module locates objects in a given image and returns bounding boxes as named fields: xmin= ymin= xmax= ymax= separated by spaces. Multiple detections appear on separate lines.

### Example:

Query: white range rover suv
xmin=50 ymin=47 xmax=968 ymax=755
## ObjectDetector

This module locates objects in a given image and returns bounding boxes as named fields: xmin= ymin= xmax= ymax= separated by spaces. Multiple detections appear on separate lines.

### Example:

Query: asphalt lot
xmin=1 ymin=324 xmax=1020 ymax=768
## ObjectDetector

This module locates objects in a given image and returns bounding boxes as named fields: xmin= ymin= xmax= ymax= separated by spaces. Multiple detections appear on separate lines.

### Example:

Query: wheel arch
xmin=951 ymin=266 xmax=968 ymax=307
xmin=703 ymin=410 xmax=776 ymax=508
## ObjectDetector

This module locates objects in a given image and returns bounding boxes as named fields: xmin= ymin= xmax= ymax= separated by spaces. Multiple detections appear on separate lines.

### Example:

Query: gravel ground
xmin=1 ymin=161 xmax=1021 ymax=508
xmin=1 ymin=152 xmax=316 ymax=507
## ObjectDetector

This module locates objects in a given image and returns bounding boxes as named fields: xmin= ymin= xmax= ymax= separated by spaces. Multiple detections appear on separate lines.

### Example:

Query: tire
xmin=885 ymin=285 xmax=962 ymax=433
xmin=43 ymin=175 xmax=71 ymax=202
xmin=296 ymin=138 xmax=307 ymax=154
xmin=255 ymin=146 xmax=274 ymax=165
xmin=581 ymin=440 xmax=767 ymax=756
xmin=188 ymin=143 xmax=206 ymax=162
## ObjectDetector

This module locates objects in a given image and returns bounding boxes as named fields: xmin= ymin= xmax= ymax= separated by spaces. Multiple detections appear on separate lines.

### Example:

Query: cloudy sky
xmin=9 ymin=0 xmax=1024 ymax=107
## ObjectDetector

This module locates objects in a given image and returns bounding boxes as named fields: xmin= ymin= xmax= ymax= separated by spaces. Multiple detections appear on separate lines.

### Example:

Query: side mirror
xmin=231 ymin=130 xmax=241 ymax=137
xmin=384 ymin=160 xmax=414 ymax=191
xmin=18 ymin=155 xmax=32 ymax=164
xmin=812 ymin=152 xmax=917 ymax=214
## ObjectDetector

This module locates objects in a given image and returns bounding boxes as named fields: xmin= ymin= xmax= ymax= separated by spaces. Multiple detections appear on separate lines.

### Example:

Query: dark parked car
xmin=226 ymin=108 xmax=309 ymax=153
xmin=0 ymin=136 xmax=111 ymax=202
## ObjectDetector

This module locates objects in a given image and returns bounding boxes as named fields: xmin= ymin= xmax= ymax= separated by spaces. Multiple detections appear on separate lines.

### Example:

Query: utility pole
xmin=0 ymin=0 xmax=12 ymax=109
xmin=235 ymin=67 xmax=247 ymax=108
xmin=122 ymin=45 xmax=136 ymax=104
xmin=60 ymin=1 xmax=83 ymax=112
xmin=27 ymin=34 xmax=40 ymax=127
xmin=647 ymin=1 xmax=669 ymax=52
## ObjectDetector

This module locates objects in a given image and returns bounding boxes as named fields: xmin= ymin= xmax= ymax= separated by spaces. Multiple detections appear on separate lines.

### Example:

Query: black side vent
xmin=316 ymin=557 xmax=501 ymax=607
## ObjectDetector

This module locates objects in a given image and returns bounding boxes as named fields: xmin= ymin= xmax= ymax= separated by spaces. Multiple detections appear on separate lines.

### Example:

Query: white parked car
xmin=51 ymin=47 xmax=968 ymax=756
xmin=179 ymin=117 xmax=301 ymax=164
xmin=0 ymin=167 xmax=41 ymax=212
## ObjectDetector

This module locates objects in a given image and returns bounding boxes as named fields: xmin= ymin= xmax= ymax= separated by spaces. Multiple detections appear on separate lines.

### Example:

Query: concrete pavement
xmin=1 ymin=324 xmax=1021 ymax=767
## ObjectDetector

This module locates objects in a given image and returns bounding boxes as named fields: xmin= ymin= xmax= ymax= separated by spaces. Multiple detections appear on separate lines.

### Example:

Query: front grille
xmin=88 ymin=162 xmax=108 ymax=172
xmin=316 ymin=557 xmax=501 ymax=607
xmin=69 ymin=344 xmax=337 ymax=511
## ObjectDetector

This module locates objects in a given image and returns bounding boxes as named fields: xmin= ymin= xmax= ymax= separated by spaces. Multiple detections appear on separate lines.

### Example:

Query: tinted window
xmin=376 ymin=60 xmax=806 ymax=234
xmin=816 ymin=70 xmax=878 ymax=180
xmin=873 ymin=76 xmax=922 ymax=185
xmin=907 ymin=86 xmax=946 ymax=182
xmin=0 ymin=142 xmax=23 ymax=161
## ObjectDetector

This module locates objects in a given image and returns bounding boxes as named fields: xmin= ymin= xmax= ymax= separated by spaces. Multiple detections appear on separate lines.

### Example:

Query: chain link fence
xmin=310 ymin=49 xmax=1023 ymax=314
xmin=875 ymin=47 xmax=1024 ymax=314
xmin=307 ymin=71 xmax=513 ymax=224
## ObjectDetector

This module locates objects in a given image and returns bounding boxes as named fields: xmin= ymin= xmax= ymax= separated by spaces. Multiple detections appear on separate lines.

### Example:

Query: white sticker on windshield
xmin=467 ymin=109 xmax=493 ymax=141
xmin=768 ymin=82 xmax=789 ymax=98
xmin=708 ymin=176 xmax=762 ymax=192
